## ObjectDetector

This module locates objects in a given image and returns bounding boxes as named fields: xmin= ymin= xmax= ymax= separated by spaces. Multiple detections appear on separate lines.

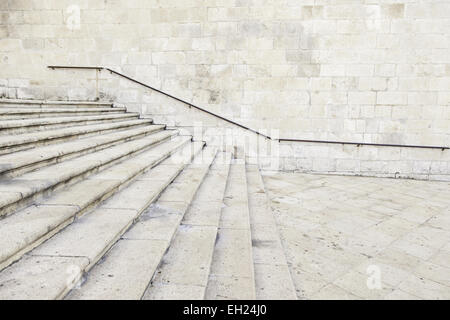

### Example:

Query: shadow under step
xmin=0 ymin=124 xmax=165 ymax=178
xmin=0 ymin=136 xmax=195 ymax=273
xmin=143 ymin=152 xmax=233 ymax=300
xmin=246 ymin=164 xmax=297 ymax=300
xmin=0 ymin=140 xmax=205 ymax=299
xmin=0 ymin=129 xmax=178 ymax=217
xmin=66 ymin=146 xmax=217 ymax=300
xmin=0 ymin=99 xmax=113 ymax=109
xmin=0 ymin=107 xmax=126 ymax=120
xmin=204 ymin=160 xmax=256 ymax=300
xmin=0 ymin=113 xmax=140 ymax=135
xmin=0 ymin=118 xmax=154 ymax=155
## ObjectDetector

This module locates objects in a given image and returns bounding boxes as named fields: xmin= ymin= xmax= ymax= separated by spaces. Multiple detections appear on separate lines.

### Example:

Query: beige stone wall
xmin=1 ymin=0 xmax=449 ymax=179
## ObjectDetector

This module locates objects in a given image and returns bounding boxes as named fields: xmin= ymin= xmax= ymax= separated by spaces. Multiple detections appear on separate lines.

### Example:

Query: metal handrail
xmin=47 ymin=65 xmax=449 ymax=151
xmin=48 ymin=65 xmax=272 ymax=140
xmin=279 ymin=139 xmax=448 ymax=150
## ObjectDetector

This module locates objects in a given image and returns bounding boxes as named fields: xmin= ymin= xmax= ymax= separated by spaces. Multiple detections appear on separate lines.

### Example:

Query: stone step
xmin=143 ymin=152 xmax=233 ymax=300
xmin=0 ymin=141 xmax=205 ymax=300
xmin=0 ymin=124 xmax=165 ymax=178
xmin=0 ymin=113 xmax=140 ymax=135
xmin=0 ymin=136 xmax=194 ymax=273
xmin=0 ymin=118 xmax=154 ymax=155
xmin=0 ymin=129 xmax=179 ymax=217
xmin=205 ymin=160 xmax=256 ymax=300
xmin=0 ymin=107 xmax=126 ymax=120
xmin=246 ymin=164 xmax=297 ymax=300
xmin=66 ymin=147 xmax=219 ymax=300
xmin=0 ymin=99 xmax=113 ymax=108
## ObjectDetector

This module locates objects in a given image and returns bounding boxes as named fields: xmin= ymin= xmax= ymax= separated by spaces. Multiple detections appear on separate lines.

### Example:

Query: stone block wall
xmin=0 ymin=0 xmax=449 ymax=180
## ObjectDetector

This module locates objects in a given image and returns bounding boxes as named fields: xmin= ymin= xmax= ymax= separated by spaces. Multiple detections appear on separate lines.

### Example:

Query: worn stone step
xmin=0 ymin=118 xmax=154 ymax=155
xmin=205 ymin=160 xmax=256 ymax=300
xmin=0 ymin=141 xmax=205 ymax=300
xmin=0 ymin=113 xmax=140 ymax=135
xmin=143 ymin=152 xmax=233 ymax=300
xmin=66 ymin=147 xmax=218 ymax=300
xmin=0 ymin=124 xmax=165 ymax=178
xmin=0 ymin=129 xmax=179 ymax=217
xmin=246 ymin=164 xmax=297 ymax=300
xmin=0 ymin=136 xmax=194 ymax=272
xmin=0 ymin=107 xmax=126 ymax=120
xmin=0 ymin=99 xmax=113 ymax=108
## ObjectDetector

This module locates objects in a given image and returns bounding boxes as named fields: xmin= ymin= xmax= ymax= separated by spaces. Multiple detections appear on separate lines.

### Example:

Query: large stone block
xmin=311 ymin=92 xmax=347 ymax=105
xmin=348 ymin=92 xmax=376 ymax=105
xmin=405 ymin=3 xmax=450 ymax=19
xmin=0 ymin=39 xmax=22 ymax=52
xmin=377 ymin=92 xmax=407 ymax=105
xmin=208 ymin=7 xmax=248 ymax=22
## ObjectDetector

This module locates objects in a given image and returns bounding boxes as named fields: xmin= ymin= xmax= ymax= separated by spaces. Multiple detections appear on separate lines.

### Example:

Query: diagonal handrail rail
xmin=48 ymin=65 xmax=272 ymax=140
xmin=47 ymin=65 xmax=449 ymax=151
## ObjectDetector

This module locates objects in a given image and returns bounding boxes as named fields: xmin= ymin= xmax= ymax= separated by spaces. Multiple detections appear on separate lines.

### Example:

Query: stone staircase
xmin=0 ymin=99 xmax=296 ymax=300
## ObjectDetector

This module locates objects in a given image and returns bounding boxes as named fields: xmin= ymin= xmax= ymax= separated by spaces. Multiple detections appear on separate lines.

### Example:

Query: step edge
xmin=62 ymin=140 xmax=203 ymax=300
xmin=0 ymin=130 xmax=180 ymax=217
xmin=0 ymin=125 xmax=166 ymax=178
xmin=66 ymin=144 xmax=211 ymax=300
xmin=0 ymin=99 xmax=113 ymax=106
xmin=0 ymin=113 xmax=141 ymax=130
xmin=0 ymin=137 xmax=193 ymax=273
xmin=0 ymin=119 xmax=154 ymax=150
xmin=255 ymin=167 xmax=299 ymax=300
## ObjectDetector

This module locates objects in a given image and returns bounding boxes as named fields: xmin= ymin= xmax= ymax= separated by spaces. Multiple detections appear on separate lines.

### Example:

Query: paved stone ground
xmin=262 ymin=172 xmax=450 ymax=300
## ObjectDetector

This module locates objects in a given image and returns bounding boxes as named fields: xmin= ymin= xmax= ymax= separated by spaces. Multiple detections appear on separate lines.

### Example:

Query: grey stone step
xmin=0 ymin=129 xmax=179 ymax=217
xmin=0 ymin=107 xmax=126 ymax=120
xmin=66 ymin=147 xmax=218 ymax=300
xmin=143 ymin=152 xmax=233 ymax=300
xmin=0 ymin=136 xmax=194 ymax=272
xmin=205 ymin=160 xmax=256 ymax=300
xmin=246 ymin=164 xmax=297 ymax=300
xmin=0 ymin=118 xmax=154 ymax=155
xmin=0 ymin=113 xmax=140 ymax=135
xmin=0 ymin=141 xmax=204 ymax=300
xmin=0 ymin=124 xmax=165 ymax=178
xmin=0 ymin=99 xmax=113 ymax=108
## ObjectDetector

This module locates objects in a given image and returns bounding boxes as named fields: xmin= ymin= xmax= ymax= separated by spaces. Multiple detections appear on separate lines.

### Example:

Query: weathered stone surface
xmin=0 ymin=124 xmax=164 ymax=176
xmin=143 ymin=283 xmax=205 ymax=300
xmin=0 ymin=130 xmax=178 ymax=216
xmin=0 ymin=255 xmax=89 ymax=300
xmin=143 ymin=152 xmax=231 ymax=299
xmin=0 ymin=119 xmax=153 ymax=149
xmin=264 ymin=171 xmax=450 ymax=300
xmin=66 ymin=239 xmax=167 ymax=300
xmin=0 ymin=136 xmax=200 ymax=272
xmin=205 ymin=162 xmax=256 ymax=300
xmin=68 ymin=147 xmax=215 ymax=299
xmin=0 ymin=113 xmax=138 ymax=132
xmin=0 ymin=205 xmax=78 ymax=269
xmin=31 ymin=208 xmax=138 ymax=261
xmin=205 ymin=275 xmax=255 ymax=300
xmin=150 ymin=225 xmax=218 ymax=286
xmin=182 ymin=201 xmax=223 ymax=227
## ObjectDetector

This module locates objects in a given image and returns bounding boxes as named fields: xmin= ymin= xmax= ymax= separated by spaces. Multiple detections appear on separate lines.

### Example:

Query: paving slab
xmin=263 ymin=171 xmax=450 ymax=300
